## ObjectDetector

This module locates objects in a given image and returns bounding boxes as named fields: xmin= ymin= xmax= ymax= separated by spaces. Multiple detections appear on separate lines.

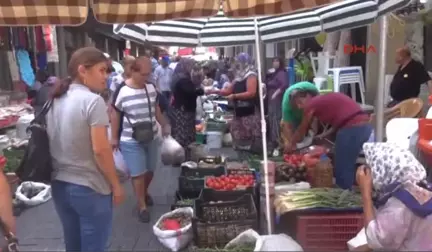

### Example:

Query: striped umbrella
xmin=114 ymin=0 xmax=410 ymax=47
xmin=0 ymin=0 xmax=343 ymax=26
xmin=260 ymin=0 xmax=410 ymax=43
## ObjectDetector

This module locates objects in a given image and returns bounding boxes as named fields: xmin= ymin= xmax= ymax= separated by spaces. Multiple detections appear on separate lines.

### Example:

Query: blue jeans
xmin=334 ymin=123 xmax=373 ymax=189
xmin=52 ymin=181 xmax=113 ymax=252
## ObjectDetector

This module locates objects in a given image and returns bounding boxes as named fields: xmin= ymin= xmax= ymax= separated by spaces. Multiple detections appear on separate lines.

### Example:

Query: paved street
xmin=15 ymin=148 xmax=235 ymax=251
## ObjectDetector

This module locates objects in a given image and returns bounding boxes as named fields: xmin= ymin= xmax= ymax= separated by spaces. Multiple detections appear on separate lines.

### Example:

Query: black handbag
xmin=124 ymin=86 xmax=154 ymax=143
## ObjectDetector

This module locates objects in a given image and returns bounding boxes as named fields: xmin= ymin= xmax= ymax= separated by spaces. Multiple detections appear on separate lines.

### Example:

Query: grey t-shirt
xmin=46 ymin=84 xmax=111 ymax=195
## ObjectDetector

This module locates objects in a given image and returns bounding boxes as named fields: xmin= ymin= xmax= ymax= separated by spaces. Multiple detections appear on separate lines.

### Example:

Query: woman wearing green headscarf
xmin=280 ymin=81 xmax=319 ymax=148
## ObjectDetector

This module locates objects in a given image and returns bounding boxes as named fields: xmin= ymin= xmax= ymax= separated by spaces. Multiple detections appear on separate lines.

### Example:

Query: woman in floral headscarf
xmin=356 ymin=142 xmax=432 ymax=251
xmin=208 ymin=53 xmax=261 ymax=158
xmin=170 ymin=58 xmax=205 ymax=161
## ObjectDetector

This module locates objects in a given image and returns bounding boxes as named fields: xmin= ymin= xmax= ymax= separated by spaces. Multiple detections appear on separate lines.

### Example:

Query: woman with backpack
xmin=46 ymin=47 xmax=125 ymax=252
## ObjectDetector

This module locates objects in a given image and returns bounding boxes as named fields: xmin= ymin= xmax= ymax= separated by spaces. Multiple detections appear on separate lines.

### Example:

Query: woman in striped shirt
xmin=111 ymin=57 xmax=170 ymax=222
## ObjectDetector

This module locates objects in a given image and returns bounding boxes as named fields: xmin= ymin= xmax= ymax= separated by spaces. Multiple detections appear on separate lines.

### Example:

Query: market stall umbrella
xmin=260 ymin=0 xmax=410 ymax=43
xmin=113 ymin=0 xmax=410 ymax=47
xmin=0 ymin=0 xmax=343 ymax=25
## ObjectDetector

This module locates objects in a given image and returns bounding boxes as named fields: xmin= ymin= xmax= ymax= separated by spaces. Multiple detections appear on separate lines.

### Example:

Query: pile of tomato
xmin=283 ymin=154 xmax=303 ymax=166
xmin=205 ymin=174 xmax=255 ymax=191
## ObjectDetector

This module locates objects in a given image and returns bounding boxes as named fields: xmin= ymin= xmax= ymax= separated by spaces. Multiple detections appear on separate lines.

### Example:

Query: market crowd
xmin=0 ymin=45 xmax=431 ymax=251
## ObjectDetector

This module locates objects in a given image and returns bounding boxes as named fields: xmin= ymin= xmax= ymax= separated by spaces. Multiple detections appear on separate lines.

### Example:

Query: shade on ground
xmin=15 ymin=148 xmax=236 ymax=251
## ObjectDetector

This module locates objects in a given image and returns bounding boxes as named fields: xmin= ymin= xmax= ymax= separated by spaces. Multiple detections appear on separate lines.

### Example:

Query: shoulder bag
xmin=124 ymin=86 xmax=155 ymax=143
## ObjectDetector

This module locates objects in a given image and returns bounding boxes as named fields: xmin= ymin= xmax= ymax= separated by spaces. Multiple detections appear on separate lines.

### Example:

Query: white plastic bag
xmin=224 ymin=229 xmax=259 ymax=249
xmin=196 ymin=96 xmax=205 ymax=120
xmin=254 ymin=234 xmax=303 ymax=251
xmin=15 ymin=182 xmax=51 ymax=206
xmin=153 ymin=207 xmax=194 ymax=252
xmin=114 ymin=150 xmax=129 ymax=182
xmin=161 ymin=136 xmax=185 ymax=165
xmin=347 ymin=228 xmax=368 ymax=251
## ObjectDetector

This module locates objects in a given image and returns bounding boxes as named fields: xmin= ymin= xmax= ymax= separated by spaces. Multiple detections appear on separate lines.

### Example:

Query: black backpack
xmin=15 ymin=100 xmax=53 ymax=182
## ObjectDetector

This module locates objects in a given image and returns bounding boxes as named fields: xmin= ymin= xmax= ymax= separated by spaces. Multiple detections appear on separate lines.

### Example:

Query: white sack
xmin=224 ymin=229 xmax=260 ymax=249
xmin=15 ymin=181 xmax=51 ymax=206
xmin=255 ymin=234 xmax=303 ymax=251
xmin=161 ymin=136 xmax=185 ymax=165
xmin=153 ymin=207 xmax=194 ymax=252
xmin=347 ymin=228 xmax=368 ymax=251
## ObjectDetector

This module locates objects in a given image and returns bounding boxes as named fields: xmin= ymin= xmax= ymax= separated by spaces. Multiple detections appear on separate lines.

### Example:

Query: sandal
xmin=146 ymin=195 xmax=154 ymax=206
xmin=138 ymin=209 xmax=150 ymax=223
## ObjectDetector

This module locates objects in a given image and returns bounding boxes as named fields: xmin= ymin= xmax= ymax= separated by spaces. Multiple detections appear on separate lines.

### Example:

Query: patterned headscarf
xmin=174 ymin=58 xmax=195 ymax=76
xmin=234 ymin=52 xmax=256 ymax=81
xmin=363 ymin=142 xmax=432 ymax=217
xmin=172 ymin=58 xmax=196 ymax=88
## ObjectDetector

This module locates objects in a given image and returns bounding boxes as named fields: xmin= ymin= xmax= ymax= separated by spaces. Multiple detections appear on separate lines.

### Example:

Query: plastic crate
xmin=296 ymin=212 xmax=363 ymax=251
xmin=170 ymin=190 xmax=200 ymax=210
xmin=198 ymin=188 xmax=254 ymax=202
xmin=192 ymin=218 xmax=258 ymax=248
xmin=178 ymin=176 xmax=205 ymax=194
xmin=194 ymin=194 xmax=257 ymax=223
xmin=181 ymin=165 xmax=225 ymax=178
xmin=206 ymin=120 xmax=227 ymax=132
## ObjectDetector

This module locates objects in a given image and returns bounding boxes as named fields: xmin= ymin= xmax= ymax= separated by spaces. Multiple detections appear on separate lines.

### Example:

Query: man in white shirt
xmin=154 ymin=56 xmax=174 ymax=100
xmin=169 ymin=56 xmax=180 ymax=71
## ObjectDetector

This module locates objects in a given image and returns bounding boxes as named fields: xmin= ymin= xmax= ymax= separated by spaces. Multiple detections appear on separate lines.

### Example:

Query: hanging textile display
xmin=16 ymin=49 xmax=35 ymax=87
xmin=43 ymin=25 xmax=58 ymax=62
xmin=7 ymin=52 xmax=20 ymax=82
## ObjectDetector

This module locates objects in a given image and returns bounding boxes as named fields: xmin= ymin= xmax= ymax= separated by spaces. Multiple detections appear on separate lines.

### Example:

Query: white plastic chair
xmin=386 ymin=118 xmax=419 ymax=149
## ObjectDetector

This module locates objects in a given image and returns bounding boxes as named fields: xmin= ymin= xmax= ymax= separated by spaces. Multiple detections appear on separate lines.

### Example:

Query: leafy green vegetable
xmin=3 ymin=147 xmax=25 ymax=173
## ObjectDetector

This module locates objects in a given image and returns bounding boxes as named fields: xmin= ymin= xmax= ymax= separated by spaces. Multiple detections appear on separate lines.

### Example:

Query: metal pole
xmin=375 ymin=15 xmax=388 ymax=141
xmin=254 ymin=18 xmax=272 ymax=234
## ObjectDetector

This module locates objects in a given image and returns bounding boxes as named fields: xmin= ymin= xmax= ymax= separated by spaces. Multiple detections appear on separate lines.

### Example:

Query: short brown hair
xmin=52 ymin=47 xmax=107 ymax=98
xmin=130 ymin=56 xmax=151 ymax=72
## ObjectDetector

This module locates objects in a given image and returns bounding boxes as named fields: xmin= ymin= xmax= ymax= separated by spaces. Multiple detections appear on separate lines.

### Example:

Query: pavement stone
xmin=15 ymin=148 xmax=235 ymax=251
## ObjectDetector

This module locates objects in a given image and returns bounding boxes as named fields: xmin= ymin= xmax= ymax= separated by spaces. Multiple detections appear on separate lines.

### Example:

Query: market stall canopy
xmin=0 ymin=0 xmax=343 ymax=26
xmin=113 ymin=0 xmax=410 ymax=47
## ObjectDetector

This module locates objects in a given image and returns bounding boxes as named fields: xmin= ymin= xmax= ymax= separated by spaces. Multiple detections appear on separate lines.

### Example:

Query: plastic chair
xmin=369 ymin=98 xmax=424 ymax=127
xmin=386 ymin=118 xmax=419 ymax=149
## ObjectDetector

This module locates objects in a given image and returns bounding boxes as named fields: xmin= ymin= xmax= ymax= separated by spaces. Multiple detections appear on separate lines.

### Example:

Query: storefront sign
xmin=343 ymin=44 xmax=376 ymax=54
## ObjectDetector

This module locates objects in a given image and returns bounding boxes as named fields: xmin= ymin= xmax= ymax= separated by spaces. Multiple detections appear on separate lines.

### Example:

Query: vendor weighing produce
xmin=288 ymin=92 xmax=372 ymax=189
xmin=280 ymin=82 xmax=318 ymax=146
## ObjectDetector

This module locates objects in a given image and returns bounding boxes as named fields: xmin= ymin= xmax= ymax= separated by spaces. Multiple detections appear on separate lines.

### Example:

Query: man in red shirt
xmin=288 ymin=92 xmax=372 ymax=189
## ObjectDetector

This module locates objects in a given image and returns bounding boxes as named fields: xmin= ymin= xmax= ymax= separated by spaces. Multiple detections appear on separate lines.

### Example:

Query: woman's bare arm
xmin=291 ymin=110 xmax=314 ymax=146
xmin=91 ymin=126 xmax=121 ymax=190
xmin=0 ymin=172 xmax=15 ymax=234
xmin=155 ymin=103 xmax=168 ymax=128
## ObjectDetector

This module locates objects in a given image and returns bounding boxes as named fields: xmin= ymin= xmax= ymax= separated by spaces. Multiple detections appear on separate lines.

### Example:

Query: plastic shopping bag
xmin=15 ymin=181 xmax=51 ymax=206
xmin=224 ymin=229 xmax=260 ymax=249
xmin=114 ymin=150 xmax=129 ymax=182
xmin=254 ymin=234 xmax=303 ymax=251
xmin=153 ymin=207 xmax=193 ymax=251
xmin=161 ymin=136 xmax=185 ymax=165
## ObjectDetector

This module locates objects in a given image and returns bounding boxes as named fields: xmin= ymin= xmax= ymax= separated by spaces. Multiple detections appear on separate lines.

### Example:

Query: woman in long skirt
xmin=170 ymin=59 xmax=204 ymax=161
xmin=266 ymin=57 xmax=288 ymax=149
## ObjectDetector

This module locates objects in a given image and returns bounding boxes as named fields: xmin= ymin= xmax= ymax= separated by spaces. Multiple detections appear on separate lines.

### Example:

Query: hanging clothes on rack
xmin=35 ymin=26 xmax=47 ymax=70
xmin=16 ymin=50 xmax=35 ymax=88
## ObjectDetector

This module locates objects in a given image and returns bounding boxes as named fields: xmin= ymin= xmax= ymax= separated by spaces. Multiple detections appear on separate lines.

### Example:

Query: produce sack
xmin=347 ymin=228 xmax=368 ymax=251
xmin=113 ymin=150 xmax=129 ymax=182
xmin=153 ymin=207 xmax=193 ymax=252
xmin=161 ymin=136 xmax=185 ymax=165
xmin=15 ymin=181 xmax=51 ymax=206
xmin=224 ymin=229 xmax=259 ymax=250
xmin=255 ymin=234 xmax=303 ymax=251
